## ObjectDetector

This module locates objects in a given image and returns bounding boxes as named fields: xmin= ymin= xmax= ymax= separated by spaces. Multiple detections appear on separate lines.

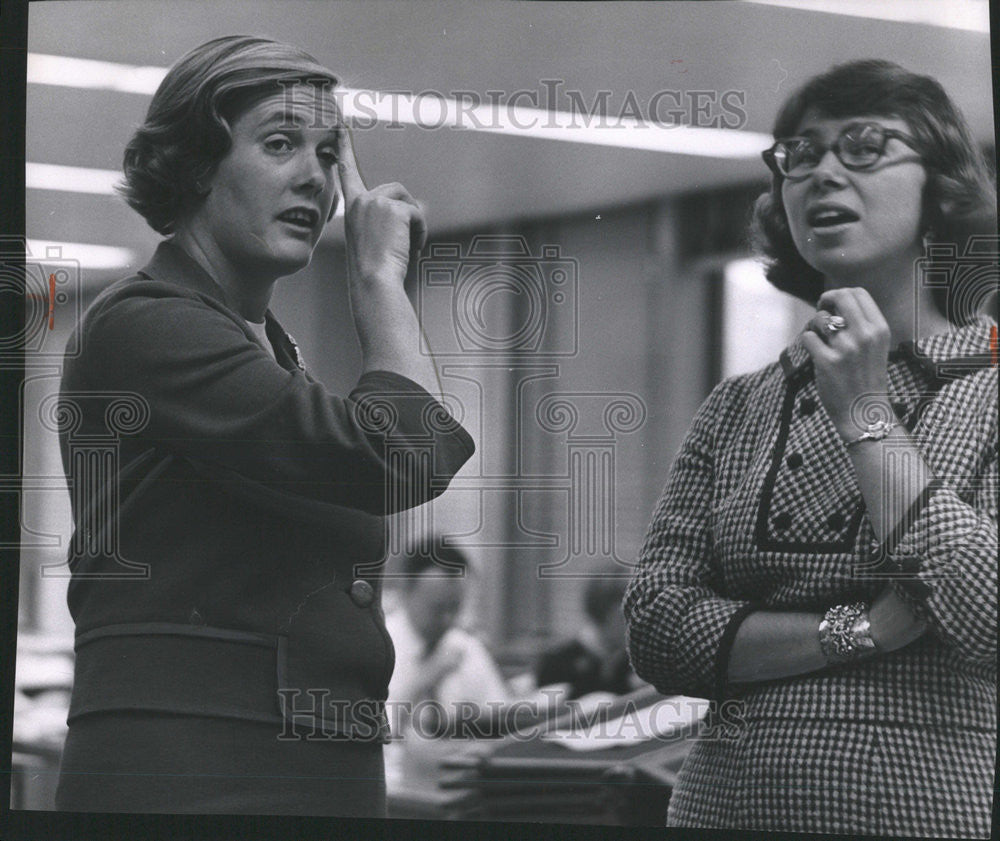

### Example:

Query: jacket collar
xmin=137 ymin=239 xmax=305 ymax=372
xmin=779 ymin=314 xmax=998 ymax=381
xmin=138 ymin=239 xmax=244 ymax=312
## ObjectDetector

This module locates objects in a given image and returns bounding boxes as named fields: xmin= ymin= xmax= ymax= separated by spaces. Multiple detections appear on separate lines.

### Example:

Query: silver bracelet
xmin=818 ymin=602 xmax=878 ymax=664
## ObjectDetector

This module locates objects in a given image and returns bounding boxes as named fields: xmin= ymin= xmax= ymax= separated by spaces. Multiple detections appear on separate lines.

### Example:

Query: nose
xmin=294 ymin=148 xmax=327 ymax=196
xmin=809 ymin=146 xmax=849 ymax=187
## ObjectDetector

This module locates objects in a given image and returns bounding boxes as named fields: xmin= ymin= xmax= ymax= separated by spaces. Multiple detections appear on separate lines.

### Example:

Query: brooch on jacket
xmin=286 ymin=332 xmax=307 ymax=372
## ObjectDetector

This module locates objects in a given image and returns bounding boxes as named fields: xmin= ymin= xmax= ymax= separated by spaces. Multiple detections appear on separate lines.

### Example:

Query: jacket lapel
xmin=137 ymin=240 xmax=304 ymax=373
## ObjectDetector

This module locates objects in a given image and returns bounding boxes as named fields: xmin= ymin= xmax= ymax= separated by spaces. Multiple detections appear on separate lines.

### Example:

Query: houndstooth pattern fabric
xmin=624 ymin=316 xmax=997 ymax=837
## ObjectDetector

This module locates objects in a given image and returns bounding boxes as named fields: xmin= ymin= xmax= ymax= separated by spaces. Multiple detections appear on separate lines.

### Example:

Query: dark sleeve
xmin=623 ymin=378 xmax=756 ymax=701
xmin=77 ymin=282 xmax=474 ymax=515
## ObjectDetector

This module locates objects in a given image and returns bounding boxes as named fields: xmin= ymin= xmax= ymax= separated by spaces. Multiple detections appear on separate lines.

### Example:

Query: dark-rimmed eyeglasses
xmin=762 ymin=121 xmax=921 ymax=180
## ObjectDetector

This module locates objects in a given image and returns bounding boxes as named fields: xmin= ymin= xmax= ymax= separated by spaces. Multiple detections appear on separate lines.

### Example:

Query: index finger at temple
xmin=337 ymin=124 xmax=367 ymax=202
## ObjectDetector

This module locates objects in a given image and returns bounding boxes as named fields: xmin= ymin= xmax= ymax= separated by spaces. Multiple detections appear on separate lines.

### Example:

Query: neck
xmin=171 ymin=228 xmax=275 ymax=322
xmin=824 ymin=249 xmax=951 ymax=346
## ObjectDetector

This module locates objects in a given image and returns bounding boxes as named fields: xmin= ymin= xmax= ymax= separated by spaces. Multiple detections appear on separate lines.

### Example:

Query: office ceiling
xmin=25 ymin=0 xmax=994 ymax=281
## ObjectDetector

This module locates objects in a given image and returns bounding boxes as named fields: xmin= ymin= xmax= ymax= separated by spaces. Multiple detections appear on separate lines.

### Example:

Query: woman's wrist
xmin=831 ymin=394 xmax=893 ymax=443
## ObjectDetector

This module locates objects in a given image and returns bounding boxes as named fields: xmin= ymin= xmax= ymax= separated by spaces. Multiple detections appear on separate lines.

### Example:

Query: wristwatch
xmin=843 ymin=419 xmax=896 ymax=449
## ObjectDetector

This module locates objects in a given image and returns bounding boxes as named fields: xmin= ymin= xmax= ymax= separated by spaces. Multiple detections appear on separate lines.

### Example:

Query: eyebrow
xmin=257 ymin=110 xmax=342 ymax=139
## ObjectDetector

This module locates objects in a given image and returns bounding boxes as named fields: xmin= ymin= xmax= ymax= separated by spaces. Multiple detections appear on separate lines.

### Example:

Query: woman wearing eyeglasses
xmin=625 ymin=60 xmax=997 ymax=836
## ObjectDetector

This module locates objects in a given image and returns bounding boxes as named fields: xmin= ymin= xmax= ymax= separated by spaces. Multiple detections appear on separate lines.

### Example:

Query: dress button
xmin=827 ymin=512 xmax=845 ymax=530
xmin=773 ymin=512 xmax=792 ymax=530
xmin=786 ymin=453 xmax=803 ymax=469
xmin=799 ymin=398 xmax=816 ymax=416
xmin=349 ymin=579 xmax=375 ymax=608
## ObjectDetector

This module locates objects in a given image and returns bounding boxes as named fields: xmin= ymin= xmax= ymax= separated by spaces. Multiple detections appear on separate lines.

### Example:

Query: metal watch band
xmin=818 ymin=602 xmax=878 ymax=664
xmin=844 ymin=419 xmax=897 ymax=449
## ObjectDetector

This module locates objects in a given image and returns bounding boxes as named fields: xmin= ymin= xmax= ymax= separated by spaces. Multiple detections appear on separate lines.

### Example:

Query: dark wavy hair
xmin=119 ymin=36 xmax=339 ymax=235
xmin=750 ymin=59 xmax=997 ymax=324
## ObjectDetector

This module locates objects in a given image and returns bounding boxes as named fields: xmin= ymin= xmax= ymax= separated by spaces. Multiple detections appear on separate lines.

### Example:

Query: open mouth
xmin=276 ymin=207 xmax=319 ymax=232
xmin=807 ymin=206 xmax=860 ymax=229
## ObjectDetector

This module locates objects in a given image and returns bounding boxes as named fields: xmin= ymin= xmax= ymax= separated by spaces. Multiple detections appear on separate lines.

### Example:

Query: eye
xmin=787 ymin=138 xmax=821 ymax=168
xmin=263 ymin=135 xmax=294 ymax=153
xmin=844 ymin=125 xmax=884 ymax=154
xmin=317 ymin=146 xmax=339 ymax=168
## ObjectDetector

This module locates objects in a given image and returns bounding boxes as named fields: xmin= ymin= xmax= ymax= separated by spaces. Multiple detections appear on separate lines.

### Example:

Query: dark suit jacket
xmin=58 ymin=240 xmax=475 ymax=741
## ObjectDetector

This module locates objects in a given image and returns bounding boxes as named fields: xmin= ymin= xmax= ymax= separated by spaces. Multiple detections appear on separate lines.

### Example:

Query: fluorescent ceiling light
xmin=25 ymin=160 xmax=345 ymax=217
xmin=26 ymin=239 xmax=136 ymax=271
xmin=342 ymin=90 xmax=772 ymax=158
xmin=743 ymin=0 xmax=989 ymax=32
xmin=27 ymin=53 xmax=167 ymax=94
xmin=27 ymin=53 xmax=771 ymax=158
xmin=27 ymin=162 xmax=121 ymax=194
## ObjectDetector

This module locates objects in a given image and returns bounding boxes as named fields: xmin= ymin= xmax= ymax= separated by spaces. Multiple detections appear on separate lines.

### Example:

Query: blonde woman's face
xmin=191 ymin=86 xmax=341 ymax=279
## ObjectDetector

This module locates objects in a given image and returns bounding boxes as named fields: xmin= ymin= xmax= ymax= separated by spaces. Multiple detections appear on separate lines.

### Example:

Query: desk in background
xmin=388 ymin=686 xmax=702 ymax=825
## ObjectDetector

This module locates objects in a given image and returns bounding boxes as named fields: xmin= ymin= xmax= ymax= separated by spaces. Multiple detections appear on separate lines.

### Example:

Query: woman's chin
xmin=258 ymin=243 xmax=315 ymax=278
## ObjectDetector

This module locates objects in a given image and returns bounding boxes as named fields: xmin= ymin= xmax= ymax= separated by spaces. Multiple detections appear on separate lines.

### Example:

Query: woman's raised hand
xmin=334 ymin=119 xmax=441 ymax=398
xmin=338 ymin=123 xmax=428 ymax=288
xmin=800 ymin=287 xmax=892 ymax=441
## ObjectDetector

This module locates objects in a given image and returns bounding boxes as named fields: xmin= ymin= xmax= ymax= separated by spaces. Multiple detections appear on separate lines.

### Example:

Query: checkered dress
xmin=624 ymin=316 xmax=997 ymax=837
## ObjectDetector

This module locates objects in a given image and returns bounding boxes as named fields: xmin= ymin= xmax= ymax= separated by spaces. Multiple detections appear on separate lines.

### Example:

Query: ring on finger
xmin=825 ymin=315 xmax=847 ymax=333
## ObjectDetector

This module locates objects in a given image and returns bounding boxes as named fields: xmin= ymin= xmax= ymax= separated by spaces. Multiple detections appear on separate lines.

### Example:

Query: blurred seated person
xmin=534 ymin=572 xmax=643 ymax=701
xmin=386 ymin=545 xmax=513 ymax=744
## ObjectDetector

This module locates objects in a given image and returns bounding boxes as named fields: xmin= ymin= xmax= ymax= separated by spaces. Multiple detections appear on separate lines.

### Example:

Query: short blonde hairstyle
xmin=119 ymin=36 xmax=339 ymax=235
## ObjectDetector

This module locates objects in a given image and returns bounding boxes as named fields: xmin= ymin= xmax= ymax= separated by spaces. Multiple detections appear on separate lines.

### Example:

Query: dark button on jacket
xmin=349 ymin=580 xmax=375 ymax=608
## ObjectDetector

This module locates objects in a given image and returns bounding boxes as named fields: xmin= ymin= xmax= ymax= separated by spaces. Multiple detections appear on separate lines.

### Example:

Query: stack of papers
xmin=541 ymin=695 xmax=709 ymax=752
